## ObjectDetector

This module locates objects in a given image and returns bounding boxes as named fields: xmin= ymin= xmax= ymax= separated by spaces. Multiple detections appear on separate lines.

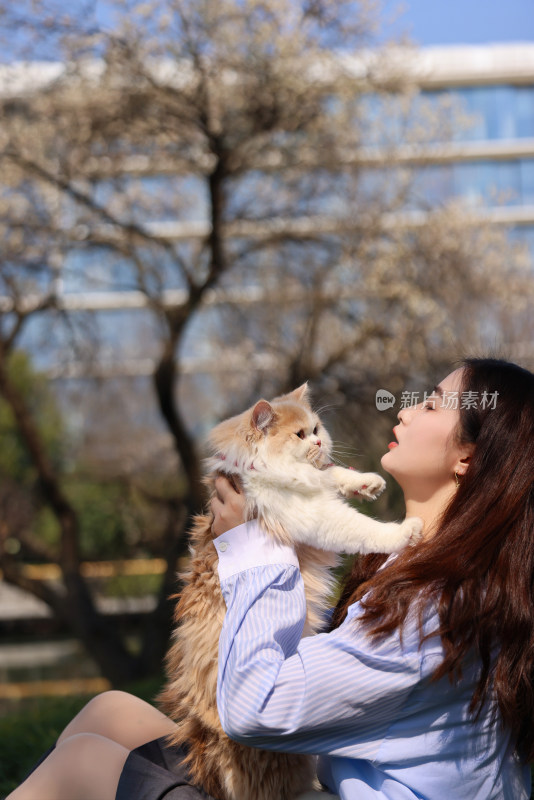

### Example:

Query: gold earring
xmin=454 ymin=472 xmax=460 ymax=488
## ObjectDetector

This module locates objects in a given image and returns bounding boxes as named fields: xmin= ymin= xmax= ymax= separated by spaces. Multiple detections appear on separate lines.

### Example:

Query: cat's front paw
xmin=329 ymin=466 xmax=386 ymax=501
xmin=326 ymin=465 xmax=386 ymax=500
xmin=353 ymin=472 xmax=386 ymax=501
xmin=398 ymin=516 xmax=424 ymax=547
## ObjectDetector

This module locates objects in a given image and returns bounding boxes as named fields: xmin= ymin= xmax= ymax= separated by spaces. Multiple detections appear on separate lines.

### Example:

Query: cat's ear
xmin=251 ymin=400 xmax=276 ymax=433
xmin=290 ymin=383 xmax=309 ymax=402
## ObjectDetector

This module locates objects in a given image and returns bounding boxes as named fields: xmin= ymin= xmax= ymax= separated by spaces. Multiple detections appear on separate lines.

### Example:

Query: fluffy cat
xmin=159 ymin=384 xmax=422 ymax=800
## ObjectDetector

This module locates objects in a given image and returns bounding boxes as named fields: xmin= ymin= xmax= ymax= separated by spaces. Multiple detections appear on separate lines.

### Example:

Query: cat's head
xmin=209 ymin=383 xmax=332 ymax=471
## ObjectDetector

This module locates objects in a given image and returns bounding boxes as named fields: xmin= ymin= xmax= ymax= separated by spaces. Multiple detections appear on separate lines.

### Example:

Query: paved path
xmin=0 ymin=676 xmax=111 ymax=700
xmin=0 ymin=580 xmax=157 ymax=619
xmin=0 ymin=581 xmax=49 ymax=619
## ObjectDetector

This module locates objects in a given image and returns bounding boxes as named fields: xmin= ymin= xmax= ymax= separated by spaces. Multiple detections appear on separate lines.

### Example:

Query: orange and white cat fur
xmin=159 ymin=384 xmax=422 ymax=800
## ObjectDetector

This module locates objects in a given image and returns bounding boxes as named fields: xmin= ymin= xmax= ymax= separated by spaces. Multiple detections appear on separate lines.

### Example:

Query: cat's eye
xmin=296 ymin=430 xmax=305 ymax=439
xmin=313 ymin=425 xmax=319 ymax=435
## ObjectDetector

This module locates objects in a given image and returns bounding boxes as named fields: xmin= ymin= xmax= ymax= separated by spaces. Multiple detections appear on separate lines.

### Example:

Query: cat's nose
xmin=316 ymin=439 xmax=321 ymax=447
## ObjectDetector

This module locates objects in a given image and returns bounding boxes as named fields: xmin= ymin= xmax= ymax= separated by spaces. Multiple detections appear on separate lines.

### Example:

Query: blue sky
xmin=383 ymin=0 xmax=534 ymax=46
xmin=2 ymin=0 xmax=533 ymax=63
xmin=92 ymin=1 xmax=534 ymax=47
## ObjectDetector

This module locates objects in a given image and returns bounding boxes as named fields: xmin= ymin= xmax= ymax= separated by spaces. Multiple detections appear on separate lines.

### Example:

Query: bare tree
xmin=0 ymin=0 xmax=530 ymax=682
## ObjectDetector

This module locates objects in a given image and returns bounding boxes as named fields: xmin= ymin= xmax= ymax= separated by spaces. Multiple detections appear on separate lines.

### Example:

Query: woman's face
xmin=381 ymin=368 xmax=469 ymax=498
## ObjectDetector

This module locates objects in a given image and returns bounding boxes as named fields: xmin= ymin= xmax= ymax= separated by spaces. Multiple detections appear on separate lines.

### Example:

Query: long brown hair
xmin=331 ymin=358 xmax=534 ymax=759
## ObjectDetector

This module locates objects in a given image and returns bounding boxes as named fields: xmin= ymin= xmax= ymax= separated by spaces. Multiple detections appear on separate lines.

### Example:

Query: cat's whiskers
xmin=312 ymin=402 xmax=340 ymax=417
xmin=330 ymin=449 xmax=360 ymax=458
xmin=330 ymin=440 xmax=362 ymax=453
xmin=329 ymin=454 xmax=351 ymax=468
xmin=331 ymin=445 xmax=361 ymax=456
xmin=330 ymin=446 xmax=363 ymax=461
xmin=328 ymin=453 xmax=366 ymax=469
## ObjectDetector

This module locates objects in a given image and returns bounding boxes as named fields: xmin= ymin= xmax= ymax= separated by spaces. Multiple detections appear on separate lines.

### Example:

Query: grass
xmin=0 ymin=677 xmax=163 ymax=798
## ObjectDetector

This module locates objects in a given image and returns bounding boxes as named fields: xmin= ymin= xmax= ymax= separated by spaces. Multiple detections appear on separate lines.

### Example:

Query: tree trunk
xmin=137 ymin=505 xmax=192 ymax=675
xmin=0 ymin=352 xmax=147 ymax=684
xmin=153 ymin=338 xmax=204 ymax=509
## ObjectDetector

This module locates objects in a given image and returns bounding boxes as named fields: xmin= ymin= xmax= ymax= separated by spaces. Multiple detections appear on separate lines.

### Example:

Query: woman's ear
xmin=455 ymin=445 xmax=474 ymax=477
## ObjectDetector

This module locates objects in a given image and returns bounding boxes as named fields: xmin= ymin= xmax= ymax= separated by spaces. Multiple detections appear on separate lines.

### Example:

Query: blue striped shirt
xmin=215 ymin=521 xmax=531 ymax=800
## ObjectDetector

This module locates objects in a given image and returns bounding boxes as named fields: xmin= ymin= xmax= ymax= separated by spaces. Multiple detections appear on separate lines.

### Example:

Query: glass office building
xmin=397 ymin=44 xmax=534 ymax=253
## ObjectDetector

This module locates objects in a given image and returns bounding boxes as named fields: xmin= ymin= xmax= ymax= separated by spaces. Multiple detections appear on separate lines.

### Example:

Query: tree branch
xmin=3 ymin=149 xmax=184 ymax=270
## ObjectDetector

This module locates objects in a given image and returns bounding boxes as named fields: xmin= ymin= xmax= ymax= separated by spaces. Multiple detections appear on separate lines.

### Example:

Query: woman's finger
xmin=210 ymin=495 xmax=222 ymax=517
xmin=214 ymin=475 xmax=235 ymax=502
xmin=211 ymin=475 xmax=246 ymax=537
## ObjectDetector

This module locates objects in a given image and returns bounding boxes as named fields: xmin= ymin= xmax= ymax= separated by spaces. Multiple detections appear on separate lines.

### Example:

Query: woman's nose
xmin=398 ymin=404 xmax=416 ymax=423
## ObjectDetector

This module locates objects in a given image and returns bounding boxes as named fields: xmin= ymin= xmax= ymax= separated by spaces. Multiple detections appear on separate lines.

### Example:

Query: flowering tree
xmin=0 ymin=0 xmax=529 ymax=682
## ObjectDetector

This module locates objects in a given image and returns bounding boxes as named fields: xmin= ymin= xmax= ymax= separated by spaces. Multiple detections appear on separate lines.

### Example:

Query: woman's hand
xmin=210 ymin=475 xmax=247 ymax=537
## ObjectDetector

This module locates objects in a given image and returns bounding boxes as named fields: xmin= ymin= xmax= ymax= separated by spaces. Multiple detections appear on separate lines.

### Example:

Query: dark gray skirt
xmin=115 ymin=737 xmax=218 ymax=800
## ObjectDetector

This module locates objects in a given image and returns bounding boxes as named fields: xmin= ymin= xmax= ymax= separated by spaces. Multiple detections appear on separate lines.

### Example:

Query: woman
xmin=8 ymin=358 xmax=533 ymax=799
xmin=212 ymin=358 xmax=533 ymax=798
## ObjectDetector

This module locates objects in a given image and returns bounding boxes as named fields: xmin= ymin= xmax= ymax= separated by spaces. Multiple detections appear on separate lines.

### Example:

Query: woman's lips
xmin=387 ymin=442 xmax=398 ymax=449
